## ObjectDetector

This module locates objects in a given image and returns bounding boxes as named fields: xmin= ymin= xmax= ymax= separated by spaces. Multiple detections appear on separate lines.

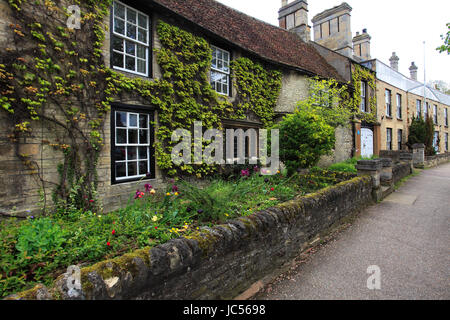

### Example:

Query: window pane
xmin=112 ymin=52 xmax=124 ymax=68
xmin=138 ymin=13 xmax=147 ymax=28
xmin=125 ymin=56 xmax=136 ymax=71
xmin=116 ymin=112 xmax=127 ymax=127
xmin=127 ymin=8 xmax=137 ymax=24
xmin=138 ymin=28 xmax=147 ymax=43
xmin=116 ymin=162 xmax=126 ymax=178
xmin=137 ymin=45 xmax=146 ymax=59
xmin=129 ymin=114 xmax=138 ymax=127
xmin=127 ymin=147 xmax=137 ymax=160
xmin=139 ymin=114 xmax=148 ymax=128
xmin=137 ymin=59 xmax=146 ymax=74
xmin=139 ymin=129 xmax=148 ymax=144
xmin=125 ymin=41 xmax=136 ymax=55
xmin=114 ymin=19 xmax=125 ymax=35
xmin=112 ymin=36 xmax=124 ymax=52
xmin=212 ymin=58 xmax=217 ymax=69
xmin=138 ymin=147 xmax=148 ymax=160
xmin=127 ymin=23 xmax=136 ymax=39
xmin=128 ymin=129 xmax=138 ymax=144
xmin=128 ymin=162 xmax=137 ymax=176
xmin=139 ymin=161 xmax=148 ymax=175
xmin=116 ymin=129 xmax=127 ymax=144
xmin=114 ymin=2 xmax=125 ymax=19
xmin=114 ymin=147 xmax=126 ymax=161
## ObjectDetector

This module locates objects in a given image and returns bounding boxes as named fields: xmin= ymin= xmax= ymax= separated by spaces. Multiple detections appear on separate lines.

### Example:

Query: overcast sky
xmin=216 ymin=0 xmax=450 ymax=84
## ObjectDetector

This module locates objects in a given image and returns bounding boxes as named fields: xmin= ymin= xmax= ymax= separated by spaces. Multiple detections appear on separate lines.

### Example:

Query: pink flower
xmin=144 ymin=184 xmax=153 ymax=192
xmin=172 ymin=185 xmax=178 ymax=192
xmin=241 ymin=169 xmax=250 ymax=177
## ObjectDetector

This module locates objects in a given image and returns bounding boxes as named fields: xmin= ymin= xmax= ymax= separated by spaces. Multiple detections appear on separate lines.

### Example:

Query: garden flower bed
xmin=0 ymin=167 xmax=355 ymax=298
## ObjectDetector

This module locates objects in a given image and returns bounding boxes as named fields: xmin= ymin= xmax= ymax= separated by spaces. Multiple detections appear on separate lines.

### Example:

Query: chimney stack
xmin=278 ymin=0 xmax=311 ymax=42
xmin=389 ymin=52 xmax=399 ymax=71
xmin=409 ymin=62 xmax=418 ymax=81
xmin=352 ymin=28 xmax=371 ymax=60
xmin=311 ymin=2 xmax=353 ymax=58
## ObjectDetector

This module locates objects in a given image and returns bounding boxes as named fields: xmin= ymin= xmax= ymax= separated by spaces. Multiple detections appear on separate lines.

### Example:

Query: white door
xmin=361 ymin=128 xmax=374 ymax=158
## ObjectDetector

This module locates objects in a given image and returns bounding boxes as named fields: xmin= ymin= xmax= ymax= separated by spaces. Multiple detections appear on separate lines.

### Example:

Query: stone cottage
xmin=0 ymin=0 xmax=357 ymax=217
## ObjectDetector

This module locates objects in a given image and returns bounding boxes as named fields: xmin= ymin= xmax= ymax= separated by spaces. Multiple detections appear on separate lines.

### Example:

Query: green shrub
xmin=276 ymin=110 xmax=335 ymax=175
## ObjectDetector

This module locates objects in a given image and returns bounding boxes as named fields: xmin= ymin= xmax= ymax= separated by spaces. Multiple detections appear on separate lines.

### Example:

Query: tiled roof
xmin=150 ymin=0 xmax=344 ymax=81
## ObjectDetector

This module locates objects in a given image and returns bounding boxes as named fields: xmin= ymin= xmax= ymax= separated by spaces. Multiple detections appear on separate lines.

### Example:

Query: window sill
xmin=112 ymin=67 xmax=152 ymax=81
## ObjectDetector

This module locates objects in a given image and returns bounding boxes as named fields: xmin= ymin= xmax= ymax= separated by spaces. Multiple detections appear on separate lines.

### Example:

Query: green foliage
xmin=301 ymin=77 xmax=352 ymax=128
xmin=348 ymin=64 xmax=377 ymax=123
xmin=276 ymin=109 xmax=335 ymax=175
xmin=231 ymin=57 xmax=282 ymax=127
xmin=0 ymin=168 xmax=352 ymax=297
xmin=408 ymin=116 xmax=436 ymax=156
xmin=16 ymin=218 xmax=67 ymax=256
xmin=436 ymin=23 xmax=450 ymax=54
xmin=327 ymin=162 xmax=358 ymax=173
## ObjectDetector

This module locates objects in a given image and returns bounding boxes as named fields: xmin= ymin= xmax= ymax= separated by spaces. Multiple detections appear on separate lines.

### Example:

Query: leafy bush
xmin=408 ymin=116 xmax=436 ymax=156
xmin=327 ymin=162 xmax=357 ymax=173
xmin=16 ymin=218 xmax=67 ymax=256
xmin=276 ymin=110 xmax=335 ymax=175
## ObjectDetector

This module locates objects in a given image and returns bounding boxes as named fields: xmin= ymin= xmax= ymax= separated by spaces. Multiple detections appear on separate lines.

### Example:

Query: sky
xmin=216 ymin=0 xmax=450 ymax=85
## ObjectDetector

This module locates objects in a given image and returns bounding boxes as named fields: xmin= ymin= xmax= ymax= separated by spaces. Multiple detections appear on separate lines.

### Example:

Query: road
xmin=255 ymin=163 xmax=450 ymax=300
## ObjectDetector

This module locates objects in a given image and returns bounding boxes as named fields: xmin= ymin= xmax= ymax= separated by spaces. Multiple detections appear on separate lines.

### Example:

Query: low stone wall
xmin=8 ymin=176 xmax=373 ymax=300
xmin=393 ymin=162 xmax=412 ymax=184
xmin=424 ymin=153 xmax=450 ymax=168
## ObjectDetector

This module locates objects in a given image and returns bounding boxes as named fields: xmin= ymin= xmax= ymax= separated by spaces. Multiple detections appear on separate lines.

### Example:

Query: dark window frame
xmin=110 ymin=103 xmax=156 ymax=185
xmin=397 ymin=129 xmax=403 ymax=151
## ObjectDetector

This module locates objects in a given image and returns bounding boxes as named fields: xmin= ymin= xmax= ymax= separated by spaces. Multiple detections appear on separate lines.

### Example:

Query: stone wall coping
xmin=356 ymin=159 xmax=383 ymax=171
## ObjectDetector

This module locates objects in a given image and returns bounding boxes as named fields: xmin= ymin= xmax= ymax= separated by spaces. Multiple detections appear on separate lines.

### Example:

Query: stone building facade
xmin=0 ymin=0 xmax=348 ymax=217
xmin=279 ymin=1 xmax=379 ymax=159
xmin=361 ymin=57 xmax=450 ymax=153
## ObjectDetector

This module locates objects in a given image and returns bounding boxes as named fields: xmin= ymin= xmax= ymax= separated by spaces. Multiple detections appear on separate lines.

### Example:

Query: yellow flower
xmin=184 ymin=225 xmax=189 ymax=229
xmin=174 ymin=192 xmax=179 ymax=196
xmin=277 ymin=170 xmax=281 ymax=174
xmin=152 ymin=215 xmax=158 ymax=222
xmin=150 ymin=189 xmax=156 ymax=195
xmin=166 ymin=192 xmax=171 ymax=196
xmin=224 ymin=213 xmax=229 ymax=217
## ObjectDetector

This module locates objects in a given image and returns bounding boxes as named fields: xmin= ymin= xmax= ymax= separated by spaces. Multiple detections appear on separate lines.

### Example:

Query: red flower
xmin=89 ymin=199 xmax=94 ymax=203
xmin=270 ymin=187 xmax=275 ymax=192
xmin=112 ymin=230 xmax=116 ymax=235
xmin=107 ymin=242 xmax=111 ymax=246
xmin=155 ymin=226 xmax=158 ymax=230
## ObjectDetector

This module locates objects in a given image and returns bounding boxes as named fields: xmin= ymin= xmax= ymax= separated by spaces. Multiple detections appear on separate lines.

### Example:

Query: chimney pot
xmin=409 ymin=62 xmax=418 ymax=81
xmin=363 ymin=28 xmax=367 ymax=33
xmin=281 ymin=0 xmax=288 ymax=7
xmin=389 ymin=52 xmax=400 ymax=71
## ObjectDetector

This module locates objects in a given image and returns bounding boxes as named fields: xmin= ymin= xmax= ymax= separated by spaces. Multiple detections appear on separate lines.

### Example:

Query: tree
xmin=276 ymin=110 xmax=335 ymax=175
xmin=436 ymin=23 xmax=450 ymax=55
xmin=428 ymin=80 xmax=450 ymax=95
xmin=408 ymin=115 xmax=436 ymax=156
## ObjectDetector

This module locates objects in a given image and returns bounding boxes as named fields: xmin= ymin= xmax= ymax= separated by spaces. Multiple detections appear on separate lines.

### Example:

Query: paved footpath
xmin=255 ymin=163 xmax=450 ymax=300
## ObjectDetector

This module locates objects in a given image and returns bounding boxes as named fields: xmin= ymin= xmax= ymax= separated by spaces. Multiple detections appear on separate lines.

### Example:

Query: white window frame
xmin=114 ymin=110 xmax=151 ymax=181
xmin=433 ymin=131 xmax=439 ymax=152
xmin=385 ymin=89 xmax=392 ymax=117
xmin=360 ymin=81 xmax=367 ymax=112
xmin=211 ymin=45 xmax=230 ymax=96
xmin=386 ymin=128 xmax=392 ymax=150
xmin=112 ymin=0 xmax=150 ymax=77
xmin=416 ymin=100 xmax=422 ymax=117
xmin=396 ymin=94 xmax=402 ymax=119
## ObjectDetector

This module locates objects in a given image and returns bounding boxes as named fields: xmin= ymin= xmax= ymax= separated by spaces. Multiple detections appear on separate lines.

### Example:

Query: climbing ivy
xmin=231 ymin=57 xmax=282 ymax=127
xmin=0 ymin=0 xmax=114 ymax=212
xmin=348 ymin=64 xmax=377 ymax=123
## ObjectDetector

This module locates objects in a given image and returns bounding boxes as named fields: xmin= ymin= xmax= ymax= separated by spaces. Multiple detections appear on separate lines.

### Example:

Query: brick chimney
xmin=352 ymin=28 xmax=371 ymax=60
xmin=311 ymin=2 xmax=353 ymax=57
xmin=389 ymin=52 xmax=399 ymax=71
xmin=279 ymin=0 xmax=311 ymax=42
xmin=409 ymin=62 xmax=418 ymax=81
